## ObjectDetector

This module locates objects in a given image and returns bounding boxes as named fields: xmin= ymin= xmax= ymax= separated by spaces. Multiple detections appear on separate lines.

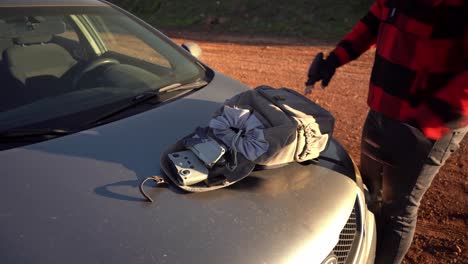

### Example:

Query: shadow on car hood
xmin=0 ymin=74 xmax=357 ymax=264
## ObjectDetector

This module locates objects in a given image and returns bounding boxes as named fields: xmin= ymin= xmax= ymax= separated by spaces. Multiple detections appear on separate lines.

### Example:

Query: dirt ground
xmin=169 ymin=32 xmax=467 ymax=263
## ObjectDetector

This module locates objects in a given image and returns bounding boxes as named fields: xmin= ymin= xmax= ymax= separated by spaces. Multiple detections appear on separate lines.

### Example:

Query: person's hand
xmin=305 ymin=52 xmax=337 ymax=94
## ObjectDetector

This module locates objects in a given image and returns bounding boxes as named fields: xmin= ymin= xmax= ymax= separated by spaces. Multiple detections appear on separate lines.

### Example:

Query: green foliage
xmin=111 ymin=0 xmax=162 ymax=14
xmin=110 ymin=0 xmax=374 ymax=40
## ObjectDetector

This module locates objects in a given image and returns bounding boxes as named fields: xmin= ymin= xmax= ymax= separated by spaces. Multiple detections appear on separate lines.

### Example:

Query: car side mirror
xmin=181 ymin=42 xmax=202 ymax=60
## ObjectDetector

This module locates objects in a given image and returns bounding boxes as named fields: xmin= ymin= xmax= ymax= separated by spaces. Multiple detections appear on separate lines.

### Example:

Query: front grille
xmin=331 ymin=201 xmax=361 ymax=264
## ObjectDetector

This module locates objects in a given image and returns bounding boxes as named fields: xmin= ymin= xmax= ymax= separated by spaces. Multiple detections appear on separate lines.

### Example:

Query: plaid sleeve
xmin=411 ymin=71 xmax=468 ymax=140
xmin=411 ymin=27 xmax=468 ymax=140
xmin=328 ymin=0 xmax=383 ymax=67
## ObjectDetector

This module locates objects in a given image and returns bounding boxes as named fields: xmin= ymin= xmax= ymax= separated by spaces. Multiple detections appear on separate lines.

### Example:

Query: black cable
xmin=139 ymin=176 xmax=166 ymax=203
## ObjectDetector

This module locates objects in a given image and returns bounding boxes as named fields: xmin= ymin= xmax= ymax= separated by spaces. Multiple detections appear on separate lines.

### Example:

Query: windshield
xmin=0 ymin=5 xmax=209 ymax=134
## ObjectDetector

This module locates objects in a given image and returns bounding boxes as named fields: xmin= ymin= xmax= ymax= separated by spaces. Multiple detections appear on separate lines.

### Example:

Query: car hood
xmin=0 ymin=73 xmax=358 ymax=264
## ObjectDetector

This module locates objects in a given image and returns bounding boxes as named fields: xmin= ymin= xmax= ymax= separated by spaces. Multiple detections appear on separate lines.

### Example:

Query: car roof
xmin=0 ymin=0 xmax=107 ymax=7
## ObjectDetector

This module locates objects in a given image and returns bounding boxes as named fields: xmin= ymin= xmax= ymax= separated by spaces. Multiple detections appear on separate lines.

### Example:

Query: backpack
xmin=140 ymin=86 xmax=335 ymax=202
xmin=216 ymin=85 xmax=334 ymax=167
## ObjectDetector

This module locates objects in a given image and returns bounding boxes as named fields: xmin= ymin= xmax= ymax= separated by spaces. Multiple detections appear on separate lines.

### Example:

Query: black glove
xmin=305 ymin=52 xmax=339 ymax=94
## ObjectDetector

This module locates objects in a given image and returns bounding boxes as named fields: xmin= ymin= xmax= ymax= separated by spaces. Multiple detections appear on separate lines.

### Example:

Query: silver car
xmin=0 ymin=0 xmax=376 ymax=263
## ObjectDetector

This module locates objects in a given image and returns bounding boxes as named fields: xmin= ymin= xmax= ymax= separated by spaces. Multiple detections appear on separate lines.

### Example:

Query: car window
xmin=52 ymin=18 xmax=89 ymax=60
xmin=87 ymin=15 xmax=171 ymax=68
xmin=56 ymin=19 xmax=79 ymax=42
xmin=0 ymin=5 xmax=208 ymax=141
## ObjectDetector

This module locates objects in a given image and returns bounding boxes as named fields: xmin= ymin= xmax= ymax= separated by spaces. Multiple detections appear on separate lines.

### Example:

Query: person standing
xmin=306 ymin=0 xmax=467 ymax=263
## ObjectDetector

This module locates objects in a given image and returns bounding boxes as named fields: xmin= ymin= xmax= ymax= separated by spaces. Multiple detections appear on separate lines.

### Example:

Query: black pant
xmin=360 ymin=110 xmax=467 ymax=264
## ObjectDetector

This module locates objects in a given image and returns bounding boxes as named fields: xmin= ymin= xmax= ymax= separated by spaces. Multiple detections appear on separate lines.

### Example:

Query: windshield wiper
xmin=0 ymin=128 xmax=73 ymax=141
xmin=156 ymin=80 xmax=208 ymax=93
xmin=90 ymin=80 xmax=208 ymax=126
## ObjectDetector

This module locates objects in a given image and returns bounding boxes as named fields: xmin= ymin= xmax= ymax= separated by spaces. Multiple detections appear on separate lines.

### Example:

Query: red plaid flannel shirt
xmin=329 ymin=0 xmax=467 ymax=140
